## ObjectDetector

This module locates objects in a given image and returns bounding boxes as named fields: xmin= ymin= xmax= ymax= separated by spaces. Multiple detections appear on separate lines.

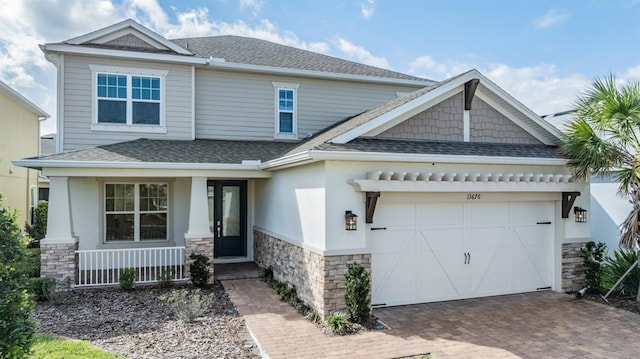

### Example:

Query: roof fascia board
xmin=261 ymin=149 xmax=567 ymax=169
xmin=44 ymin=44 xmax=206 ymax=64
xmin=12 ymin=159 xmax=263 ymax=171
xmin=40 ymin=167 xmax=270 ymax=178
xmin=477 ymin=75 xmax=563 ymax=140
xmin=0 ymin=81 xmax=50 ymax=118
xmin=475 ymin=91 xmax=554 ymax=145
xmin=204 ymin=61 xmax=434 ymax=87
xmin=65 ymin=19 xmax=191 ymax=55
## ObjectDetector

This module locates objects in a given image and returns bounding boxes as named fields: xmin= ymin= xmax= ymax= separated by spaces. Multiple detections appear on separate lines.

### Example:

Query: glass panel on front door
xmin=207 ymin=181 xmax=247 ymax=258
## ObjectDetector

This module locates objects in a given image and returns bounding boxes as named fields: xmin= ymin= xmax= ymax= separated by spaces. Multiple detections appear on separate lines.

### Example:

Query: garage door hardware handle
xmin=372 ymin=303 xmax=386 ymax=307
xmin=536 ymin=221 xmax=552 ymax=224
xmin=371 ymin=227 xmax=387 ymax=231
xmin=537 ymin=286 xmax=551 ymax=290
xmin=468 ymin=252 xmax=471 ymax=264
xmin=464 ymin=252 xmax=469 ymax=264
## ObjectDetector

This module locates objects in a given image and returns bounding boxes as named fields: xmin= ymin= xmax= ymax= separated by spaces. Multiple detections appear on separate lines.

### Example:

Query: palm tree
xmin=561 ymin=75 xmax=640 ymax=300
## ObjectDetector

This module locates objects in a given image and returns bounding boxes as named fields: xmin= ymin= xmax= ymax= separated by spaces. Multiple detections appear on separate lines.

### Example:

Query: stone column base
xmin=185 ymin=236 xmax=215 ymax=284
xmin=562 ymin=242 xmax=588 ymax=292
xmin=40 ymin=241 xmax=78 ymax=283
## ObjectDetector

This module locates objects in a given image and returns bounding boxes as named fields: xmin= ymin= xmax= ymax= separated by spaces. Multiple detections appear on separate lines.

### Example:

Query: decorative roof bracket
xmin=562 ymin=191 xmax=581 ymax=218
xmin=365 ymin=191 xmax=380 ymax=223
xmin=464 ymin=78 xmax=480 ymax=110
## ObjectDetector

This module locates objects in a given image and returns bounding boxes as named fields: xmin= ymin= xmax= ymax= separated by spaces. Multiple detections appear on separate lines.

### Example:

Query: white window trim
xmin=102 ymin=182 xmax=170 ymax=244
xmin=90 ymin=65 xmax=168 ymax=133
xmin=272 ymin=82 xmax=299 ymax=140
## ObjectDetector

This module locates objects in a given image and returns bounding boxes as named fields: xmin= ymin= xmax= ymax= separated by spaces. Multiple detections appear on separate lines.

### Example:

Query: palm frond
xmin=619 ymin=186 xmax=640 ymax=250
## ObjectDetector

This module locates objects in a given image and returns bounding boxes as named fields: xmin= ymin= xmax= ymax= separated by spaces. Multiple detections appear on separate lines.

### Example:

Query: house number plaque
xmin=466 ymin=193 xmax=481 ymax=200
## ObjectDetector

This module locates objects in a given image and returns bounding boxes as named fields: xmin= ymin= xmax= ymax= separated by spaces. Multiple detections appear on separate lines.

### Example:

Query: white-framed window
xmin=104 ymin=183 xmax=168 ymax=242
xmin=90 ymin=65 xmax=168 ymax=133
xmin=272 ymin=82 xmax=299 ymax=139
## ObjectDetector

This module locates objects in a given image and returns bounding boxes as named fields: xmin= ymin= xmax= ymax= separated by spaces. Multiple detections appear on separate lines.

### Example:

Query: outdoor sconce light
xmin=345 ymin=210 xmax=358 ymax=231
xmin=574 ymin=207 xmax=587 ymax=223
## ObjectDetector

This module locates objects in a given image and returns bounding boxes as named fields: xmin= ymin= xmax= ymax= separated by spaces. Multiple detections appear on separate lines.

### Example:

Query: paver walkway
xmin=224 ymin=279 xmax=640 ymax=359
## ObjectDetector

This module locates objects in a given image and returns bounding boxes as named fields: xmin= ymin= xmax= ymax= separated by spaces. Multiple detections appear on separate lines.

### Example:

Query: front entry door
xmin=207 ymin=181 xmax=247 ymax=258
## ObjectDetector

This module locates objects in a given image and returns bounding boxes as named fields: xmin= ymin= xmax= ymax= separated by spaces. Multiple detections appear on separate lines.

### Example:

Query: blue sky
xmin=0 ymin=0 xmax=638 ymax=135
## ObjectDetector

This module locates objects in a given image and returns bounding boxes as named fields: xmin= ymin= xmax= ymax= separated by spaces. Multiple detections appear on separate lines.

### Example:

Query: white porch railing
xmin=76 ymin=247 xmax=186 ymax=287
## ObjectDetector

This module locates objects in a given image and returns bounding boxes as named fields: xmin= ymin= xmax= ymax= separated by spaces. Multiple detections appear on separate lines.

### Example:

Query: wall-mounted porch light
xmin=574 ymin=207 xmax=587 ymax=223
xmin=345 ymin=210 xmax=358 ymax=231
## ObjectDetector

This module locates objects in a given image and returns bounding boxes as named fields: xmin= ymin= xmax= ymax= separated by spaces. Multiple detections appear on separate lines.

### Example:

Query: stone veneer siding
xmin=562 ymin=242 xmax=588 ymax=292
xmin=254 ymin=230 xmax=371 ymax=318
xmin=40 ymin=241 xmax=78 ymax=282
xmin=185 ymin=236 xmax=214 ymax=284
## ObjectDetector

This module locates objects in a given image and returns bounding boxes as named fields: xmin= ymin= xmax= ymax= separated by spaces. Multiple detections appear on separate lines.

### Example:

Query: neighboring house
xmin=542 ymin=111 xmax=632 ymax=253
xmin=0 ymin=80 xmax=49 ymax=228
xmin=37 ymin=133 xmax=57 ymax=202
xmin=15 ymin=19 xmax=592 ymax=317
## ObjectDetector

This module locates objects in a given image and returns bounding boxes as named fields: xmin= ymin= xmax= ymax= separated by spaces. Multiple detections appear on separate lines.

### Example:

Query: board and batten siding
xmin=195 ymin=69 xmax=422 ymax=141
xmin=62 ymin=55 xmax=193 ymax=151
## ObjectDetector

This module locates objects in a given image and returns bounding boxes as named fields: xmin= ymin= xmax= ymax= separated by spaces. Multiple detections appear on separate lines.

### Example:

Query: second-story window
xmin=273 ymin=82 xmax=299 ymax=139
xmin=91 ymin=65 xmax=167 ymax=133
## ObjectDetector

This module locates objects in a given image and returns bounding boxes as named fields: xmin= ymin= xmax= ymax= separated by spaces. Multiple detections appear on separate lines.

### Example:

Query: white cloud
xmin=622 ymin=65 xmax=640 ymax=80
xmin=360 ymin=0 xmax=375 ymax=19
xmin=239 ymin=0 xmax=265 ymax=17
xmin=534 ymin=9 xmax=569 ymax=29
xmin=335 ymin=38 xmax=390 ymax=69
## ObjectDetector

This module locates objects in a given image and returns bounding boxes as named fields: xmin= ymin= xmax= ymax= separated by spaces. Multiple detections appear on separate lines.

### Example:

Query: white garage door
xmin=371 ymin=201 xmax=554 ymax=307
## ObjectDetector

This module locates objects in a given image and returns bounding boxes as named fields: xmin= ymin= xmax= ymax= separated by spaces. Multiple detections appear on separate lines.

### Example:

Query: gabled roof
xmin=283 ymin=69 xmax=562 ymax=157
xmin=64 ymin=19 xmax=192 ymax=55
xmin=0 ymin=80 xmax=49 ymax=118
xmin=43 ymin=19 xmax=432 ymax=86
xmin=170 ymin=36 xmax=426 ymax=82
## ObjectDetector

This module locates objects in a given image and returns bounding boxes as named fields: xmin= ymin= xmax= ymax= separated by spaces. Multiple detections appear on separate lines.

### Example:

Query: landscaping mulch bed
xmin=35 ymin=281 xmax=259 ymax=359
xmin=584 ymin=293 xmax=640 ymax=315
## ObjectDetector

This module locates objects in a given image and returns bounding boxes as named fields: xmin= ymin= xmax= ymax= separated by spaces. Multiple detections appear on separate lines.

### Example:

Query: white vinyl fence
xmin=76 ymin=247 xmax=186 ymax=287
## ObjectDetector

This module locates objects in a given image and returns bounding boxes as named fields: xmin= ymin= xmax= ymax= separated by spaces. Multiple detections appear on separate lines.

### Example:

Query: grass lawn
xmin=31 ymin=333 xmax=123 ymax=359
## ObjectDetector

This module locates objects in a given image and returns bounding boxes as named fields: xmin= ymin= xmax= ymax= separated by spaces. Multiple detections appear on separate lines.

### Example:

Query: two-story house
xmin=1 ymin=80 xmax=48 ymax=229
xmin=15 ymin=19 xmax=592 ymax=318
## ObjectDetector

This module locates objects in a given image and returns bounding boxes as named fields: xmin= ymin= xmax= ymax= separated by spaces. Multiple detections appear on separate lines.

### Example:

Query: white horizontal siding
xmin=62 ymin=55 xmax=193 ymax=151
xmin=195 ymin=69 xmax=421 ymax=141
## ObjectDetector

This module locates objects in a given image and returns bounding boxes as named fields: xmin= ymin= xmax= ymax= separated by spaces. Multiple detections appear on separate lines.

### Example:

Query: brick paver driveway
xmin=224 ymin=279 xmax=640 ymax=358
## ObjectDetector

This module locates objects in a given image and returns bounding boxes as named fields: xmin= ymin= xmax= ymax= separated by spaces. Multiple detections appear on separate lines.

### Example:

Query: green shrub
xmin=259 ymin=266 xmax=274 ymax=283
xmin=325 ymin=311 xmax=351 ymax=335
xmin=119 ymin=268 xmax=136 ymax=290
xmin=157 ymin=268 xmax=175 ymax=288
xmin=27 ymin=277 xmax=56 ymax=301
xmin=189 ymin=253 xmax=210 ymax=288
xmin=13 ymin=248 xmax=41 ymax=279
xmin=25 ymin=201 xmax=48 ymax=245
xmin=305 ymin=310 xmax=321 ymax=323
xmin=580 ymin=241 xmax=607 ymax=294
xmin=345 ymin=262 xmax=371 ymax=323
xmin=48 ymin=277 xmax=73 ymax=305
xmin=0 ymin=194 xmax=36 ymax=358
xmin=158 ymin=288 xmax=215 ymax=322
xmin=602 ymin=248 xmax=640 ymax=297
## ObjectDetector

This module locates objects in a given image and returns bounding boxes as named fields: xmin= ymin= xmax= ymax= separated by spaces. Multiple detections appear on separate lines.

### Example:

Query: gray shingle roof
xmin=170 ymin=36 xmax=426 ymax=81
xmin=316 ymin=138 xmax=563 ymax=158
xmin=36 ymin=139 xmax=296 ymax=164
